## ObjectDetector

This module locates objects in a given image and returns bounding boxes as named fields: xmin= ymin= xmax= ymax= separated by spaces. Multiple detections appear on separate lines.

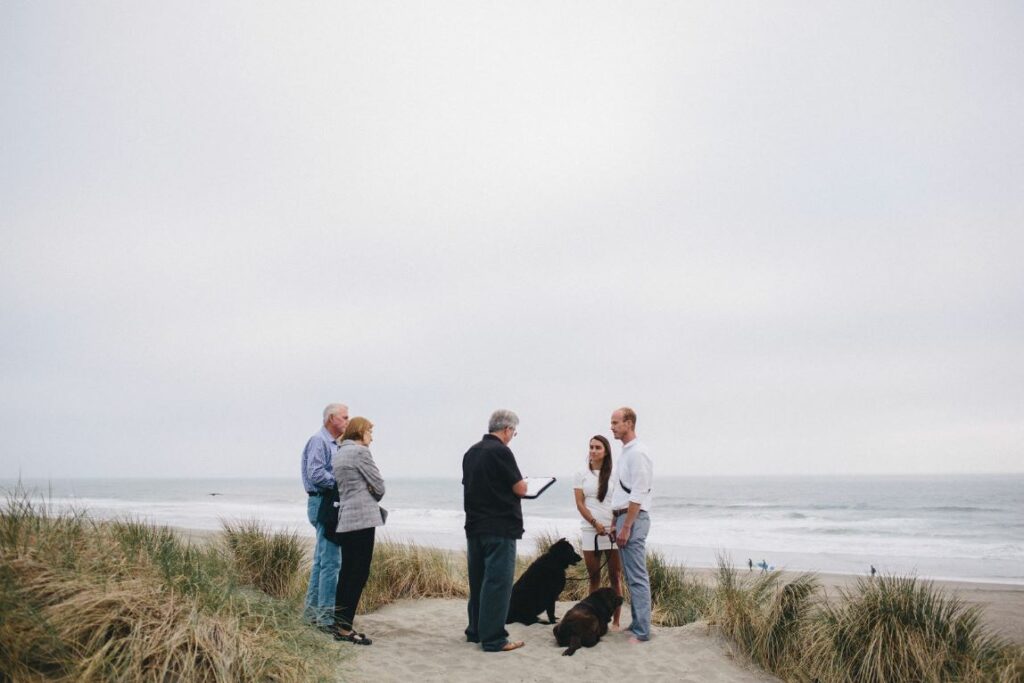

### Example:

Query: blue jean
xmin=303 ymin=494 xmax=341 ymax=626
xmin=616 ymin=511 xmax=651 ymax=640
xmin=465 ymin=534 xmax=517 ymax=652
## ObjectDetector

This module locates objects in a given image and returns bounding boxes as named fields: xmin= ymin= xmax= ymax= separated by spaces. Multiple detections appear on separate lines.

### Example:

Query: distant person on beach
xmin=759 ymin=559 xmax=768 ymax=573
xmin=462 ymin=409 xmax=528 ymax=653
xmin=330 ymin=417 xmax=386 ymax=646
xmin=573 ymin=434 xmax=623 ymax=629
xmin=871 ymin=564 xmax=876 ymax=577
xmin=748 ymin=558 xmax=753 ymax=572
xmin=301 ymin=403 xmax=348 ymax=627
xmin=610 ymin=406 xmax=654 ymax=643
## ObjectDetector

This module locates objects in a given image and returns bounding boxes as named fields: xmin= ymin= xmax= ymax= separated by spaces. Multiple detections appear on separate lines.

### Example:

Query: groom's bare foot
xmin=500 ymin=641 xmax=525 ymax=652
xmin=627 ymin=636 xmax=647 ymax=644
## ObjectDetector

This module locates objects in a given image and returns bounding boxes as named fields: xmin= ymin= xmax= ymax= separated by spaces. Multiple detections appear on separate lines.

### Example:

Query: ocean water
xmin=3 ymin=475 xmax=1021 ymax=585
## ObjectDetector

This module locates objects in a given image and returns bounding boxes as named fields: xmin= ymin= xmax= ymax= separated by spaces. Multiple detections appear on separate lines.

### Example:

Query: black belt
xmin=612 ymin=508 xmax=628 ymax=517
xmin=307 ymin=491 xmax=319 ymax=496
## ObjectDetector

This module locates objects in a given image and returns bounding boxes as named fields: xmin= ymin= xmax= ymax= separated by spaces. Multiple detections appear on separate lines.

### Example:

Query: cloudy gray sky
xmin=2 ymin=1 xmax=1022 ymax=480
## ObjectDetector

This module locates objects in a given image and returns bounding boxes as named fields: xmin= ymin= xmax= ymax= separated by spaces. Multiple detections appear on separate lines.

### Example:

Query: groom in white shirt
xmin=609 ymin=406 xmax=653 ymax=642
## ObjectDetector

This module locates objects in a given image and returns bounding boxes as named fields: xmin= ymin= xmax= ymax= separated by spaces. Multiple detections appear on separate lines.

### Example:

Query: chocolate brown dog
xmin=552 ymin=587 xmax=624 ymax=656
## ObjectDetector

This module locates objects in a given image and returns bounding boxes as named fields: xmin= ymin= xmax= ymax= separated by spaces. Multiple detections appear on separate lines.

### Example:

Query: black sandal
xmin=334 ymin=631 xmax=372 ymax=645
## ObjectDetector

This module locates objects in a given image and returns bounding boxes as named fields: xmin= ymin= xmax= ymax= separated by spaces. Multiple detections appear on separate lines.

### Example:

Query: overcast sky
xmin=2 ymin=1 xmax=1022 ymax=480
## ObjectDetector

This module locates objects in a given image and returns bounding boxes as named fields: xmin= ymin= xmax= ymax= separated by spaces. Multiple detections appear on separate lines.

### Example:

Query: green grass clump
xmin=708 ymin=559 xmax=1024 ymax=683
xmin=222 ymin=519 xmax=305 ymax=599
xmin=361 ymin=540 xmax=468 ymax=612
xmin=109 ymin=519 xmax=230 ymax=605
xmin=805 ymin=575 xmax=1021 ymax=683
xmin=647 ymin=550 xmax=712 ymax=626
xmin=710 ymin=557 xmax=815 ymax=670
xmin=0 ymin=487 xmax=333 ymax=682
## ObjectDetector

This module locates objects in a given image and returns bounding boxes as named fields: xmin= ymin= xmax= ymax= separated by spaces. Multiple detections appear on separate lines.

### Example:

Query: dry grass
xmin=0 ymin=488 xmax=333 ymax=682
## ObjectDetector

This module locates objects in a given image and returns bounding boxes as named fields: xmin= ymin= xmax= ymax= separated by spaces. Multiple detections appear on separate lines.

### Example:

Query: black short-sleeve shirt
xmin=462 ymin=434 xmax=524 ymax=539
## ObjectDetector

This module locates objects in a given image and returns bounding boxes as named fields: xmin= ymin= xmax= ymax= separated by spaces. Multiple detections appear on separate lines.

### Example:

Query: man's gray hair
xmin=323 ymin=403 xmax=347 ymax=423
xmin=488 ymin=409 xmax=519 ymax=433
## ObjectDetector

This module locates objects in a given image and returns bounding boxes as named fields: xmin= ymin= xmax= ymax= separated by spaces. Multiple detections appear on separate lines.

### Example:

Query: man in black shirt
xmin=463 ymin=409 xmax=528 ymax=652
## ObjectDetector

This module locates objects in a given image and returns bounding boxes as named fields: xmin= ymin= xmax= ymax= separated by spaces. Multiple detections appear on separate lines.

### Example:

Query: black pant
xmin=334 ymin=526 xmax=376 ymax=630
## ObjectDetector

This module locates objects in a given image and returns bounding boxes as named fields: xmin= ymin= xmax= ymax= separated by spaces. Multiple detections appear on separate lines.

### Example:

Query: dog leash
xmin=565 ymin=531 xmax=617 ymax=583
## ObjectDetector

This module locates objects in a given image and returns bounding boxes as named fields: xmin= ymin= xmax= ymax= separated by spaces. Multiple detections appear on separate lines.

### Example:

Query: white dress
xmin=573 ymin=467 xmax=616 ymax=552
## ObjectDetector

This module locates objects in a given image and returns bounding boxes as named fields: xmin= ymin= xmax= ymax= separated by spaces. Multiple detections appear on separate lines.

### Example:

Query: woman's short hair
xmin=342 ymin=417 xmax=374 ymax=442
xmin=488 ymin=409 xmax=519 ymax=433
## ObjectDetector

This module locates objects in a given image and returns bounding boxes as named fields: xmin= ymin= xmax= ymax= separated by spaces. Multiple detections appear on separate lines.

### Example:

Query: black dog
xmin=506 ymin=538 xmax=582 ymax=625
xmin=552 ymin=587 xmax=623 ymax=656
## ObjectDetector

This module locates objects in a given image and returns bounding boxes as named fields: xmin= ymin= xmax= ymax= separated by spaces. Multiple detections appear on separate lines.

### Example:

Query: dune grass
xmin=710 ymin=559 xmax=819 ymax=675
xmin=0 ymin=488 xmax=333 ymax=682
xmin=647 ymin=550 xmax=712 ymax=627
xmin=709 ymin=557 xmax=1024 ymax=683
xmin=361 ymin=540 xmax=468 ymax=612
xmin=222 ymin=519 xmax=305 ymax=599
xmin=805 ymin=575 xmax=1022 ymax=683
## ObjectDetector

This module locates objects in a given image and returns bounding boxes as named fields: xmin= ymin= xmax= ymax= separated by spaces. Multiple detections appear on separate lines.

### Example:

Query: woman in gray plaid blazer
xmin=330 ymin=416 xmax=386 ymax=645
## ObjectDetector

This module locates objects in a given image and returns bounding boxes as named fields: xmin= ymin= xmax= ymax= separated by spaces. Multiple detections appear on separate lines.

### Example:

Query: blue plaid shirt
xmin=301 ymin=427 xmax=339 ymax=493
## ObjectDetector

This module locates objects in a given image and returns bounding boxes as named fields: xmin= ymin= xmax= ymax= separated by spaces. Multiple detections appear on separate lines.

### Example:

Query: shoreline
xmin=11 ymin=476 xmax=1020 ymax=589
xmin=182 ymin=524 xmax=1024 ymax=587
xmin=173 ymin=525 xmax=1024 ymax=644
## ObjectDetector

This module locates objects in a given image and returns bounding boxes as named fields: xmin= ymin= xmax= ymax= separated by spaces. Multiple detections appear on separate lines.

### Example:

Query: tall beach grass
xmin=361 ymin=541 xmax=468 ymax=612
xmin=709 ymin=557 xmax=1023 ymax=682
xmin=222 ymin=519 xmax=305 ymax=599
xmin=806 ymin=575 xmax=1022 ymax=683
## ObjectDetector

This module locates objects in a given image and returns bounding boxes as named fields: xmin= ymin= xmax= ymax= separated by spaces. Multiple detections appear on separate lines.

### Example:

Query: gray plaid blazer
xmin=333 ymin=439 xmax=386 ymax=533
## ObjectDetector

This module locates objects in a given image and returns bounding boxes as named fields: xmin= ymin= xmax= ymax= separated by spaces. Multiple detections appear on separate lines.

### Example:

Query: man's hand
xmin=616 ymin=524 xmax=631 ymax=547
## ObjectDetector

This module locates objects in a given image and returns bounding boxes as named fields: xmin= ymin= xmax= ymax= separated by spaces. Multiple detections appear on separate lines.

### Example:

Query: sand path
xmin=332 ymin=598 xmax=778 ymax=683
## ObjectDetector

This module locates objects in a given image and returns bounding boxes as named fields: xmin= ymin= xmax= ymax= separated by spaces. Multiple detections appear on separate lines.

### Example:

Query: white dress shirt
xmin=609 ymin=438 xmax=653 ymax=512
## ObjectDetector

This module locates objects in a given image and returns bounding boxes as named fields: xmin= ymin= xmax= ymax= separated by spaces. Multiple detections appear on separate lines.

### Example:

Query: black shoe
xmin=334 ymin=631 xmax=372 ymax=645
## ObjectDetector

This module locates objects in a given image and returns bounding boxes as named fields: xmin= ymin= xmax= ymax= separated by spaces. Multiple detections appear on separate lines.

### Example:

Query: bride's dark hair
xmin=590 ymin=435 xmax=613 ymax=502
